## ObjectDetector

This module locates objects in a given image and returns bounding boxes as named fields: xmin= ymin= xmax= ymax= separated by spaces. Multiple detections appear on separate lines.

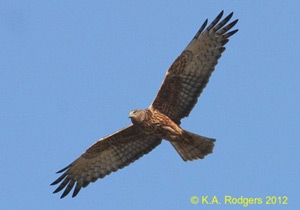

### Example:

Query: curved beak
xmin=128 ymin=111 xmax=134 ymax=118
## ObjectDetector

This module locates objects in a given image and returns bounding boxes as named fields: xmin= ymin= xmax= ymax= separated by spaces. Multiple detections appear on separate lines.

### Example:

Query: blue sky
xmin=1 ymin=1 xmax=299 ymax=209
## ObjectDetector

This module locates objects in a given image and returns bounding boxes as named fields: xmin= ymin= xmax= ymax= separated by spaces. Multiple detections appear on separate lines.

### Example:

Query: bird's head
xmin=128 ymin=109 xmax=146 ymax=123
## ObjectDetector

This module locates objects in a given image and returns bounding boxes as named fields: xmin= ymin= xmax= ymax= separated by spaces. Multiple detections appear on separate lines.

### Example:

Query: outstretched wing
xmin=150 ymin=11 xmax=238 ymax=123
xmin=51 ymin=125 xmax=161 ymax=198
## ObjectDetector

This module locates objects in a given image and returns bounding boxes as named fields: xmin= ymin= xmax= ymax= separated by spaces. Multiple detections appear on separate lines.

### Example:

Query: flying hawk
xmin=51 ymin=11 xmax=238 ymax=198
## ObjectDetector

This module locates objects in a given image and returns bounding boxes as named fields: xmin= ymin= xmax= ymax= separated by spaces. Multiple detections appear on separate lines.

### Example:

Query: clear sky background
xmin=1 ymin=1 xmax=299 ymax=209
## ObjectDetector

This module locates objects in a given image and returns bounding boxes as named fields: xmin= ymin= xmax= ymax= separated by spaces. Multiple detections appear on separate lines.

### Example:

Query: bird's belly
xmin=149 ymin=123 xmax=183 ymax=142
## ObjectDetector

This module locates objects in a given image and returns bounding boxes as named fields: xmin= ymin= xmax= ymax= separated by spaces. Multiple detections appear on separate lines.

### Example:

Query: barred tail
xmin=171 ymin=130 xmax=215 ymax=161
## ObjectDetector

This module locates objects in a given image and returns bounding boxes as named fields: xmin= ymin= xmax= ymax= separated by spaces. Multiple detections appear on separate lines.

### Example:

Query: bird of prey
xmin=51 ymin=11 xmax=238 ymax=198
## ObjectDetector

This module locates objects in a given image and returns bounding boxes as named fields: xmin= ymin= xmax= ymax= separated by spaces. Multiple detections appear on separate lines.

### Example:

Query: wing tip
xmin=194 ymin=19 xmax=208 ymax=38
xmin=72 ymin=183 xmax=82 ymax=198
xmin=216 ymin=10 xmax=224 ymax=20
xmin=194 ymin=10 xmax=238 ymax=40
xmin=55 ymin=164 xmax=71 ymax=174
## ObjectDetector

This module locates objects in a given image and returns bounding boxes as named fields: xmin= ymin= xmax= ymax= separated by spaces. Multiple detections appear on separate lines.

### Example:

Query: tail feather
xmin=171 ymin=130 xmax=215 ymax=161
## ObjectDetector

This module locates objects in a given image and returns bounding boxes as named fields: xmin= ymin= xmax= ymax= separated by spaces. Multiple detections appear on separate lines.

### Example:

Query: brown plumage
xmin=51 ymin=11 xmax=238 ymax=198
xmin=129 ymin=108 xmax=215 ymax=161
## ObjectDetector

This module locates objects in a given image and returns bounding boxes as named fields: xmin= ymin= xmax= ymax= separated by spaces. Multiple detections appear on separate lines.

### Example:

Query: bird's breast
xmin=139 ymin=110 xmax=183 ymax=141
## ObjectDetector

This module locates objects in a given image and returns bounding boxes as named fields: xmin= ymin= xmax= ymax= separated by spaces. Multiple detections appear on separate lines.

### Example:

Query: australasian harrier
xmin=51 ymin=11 xmax=238 ymax=198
